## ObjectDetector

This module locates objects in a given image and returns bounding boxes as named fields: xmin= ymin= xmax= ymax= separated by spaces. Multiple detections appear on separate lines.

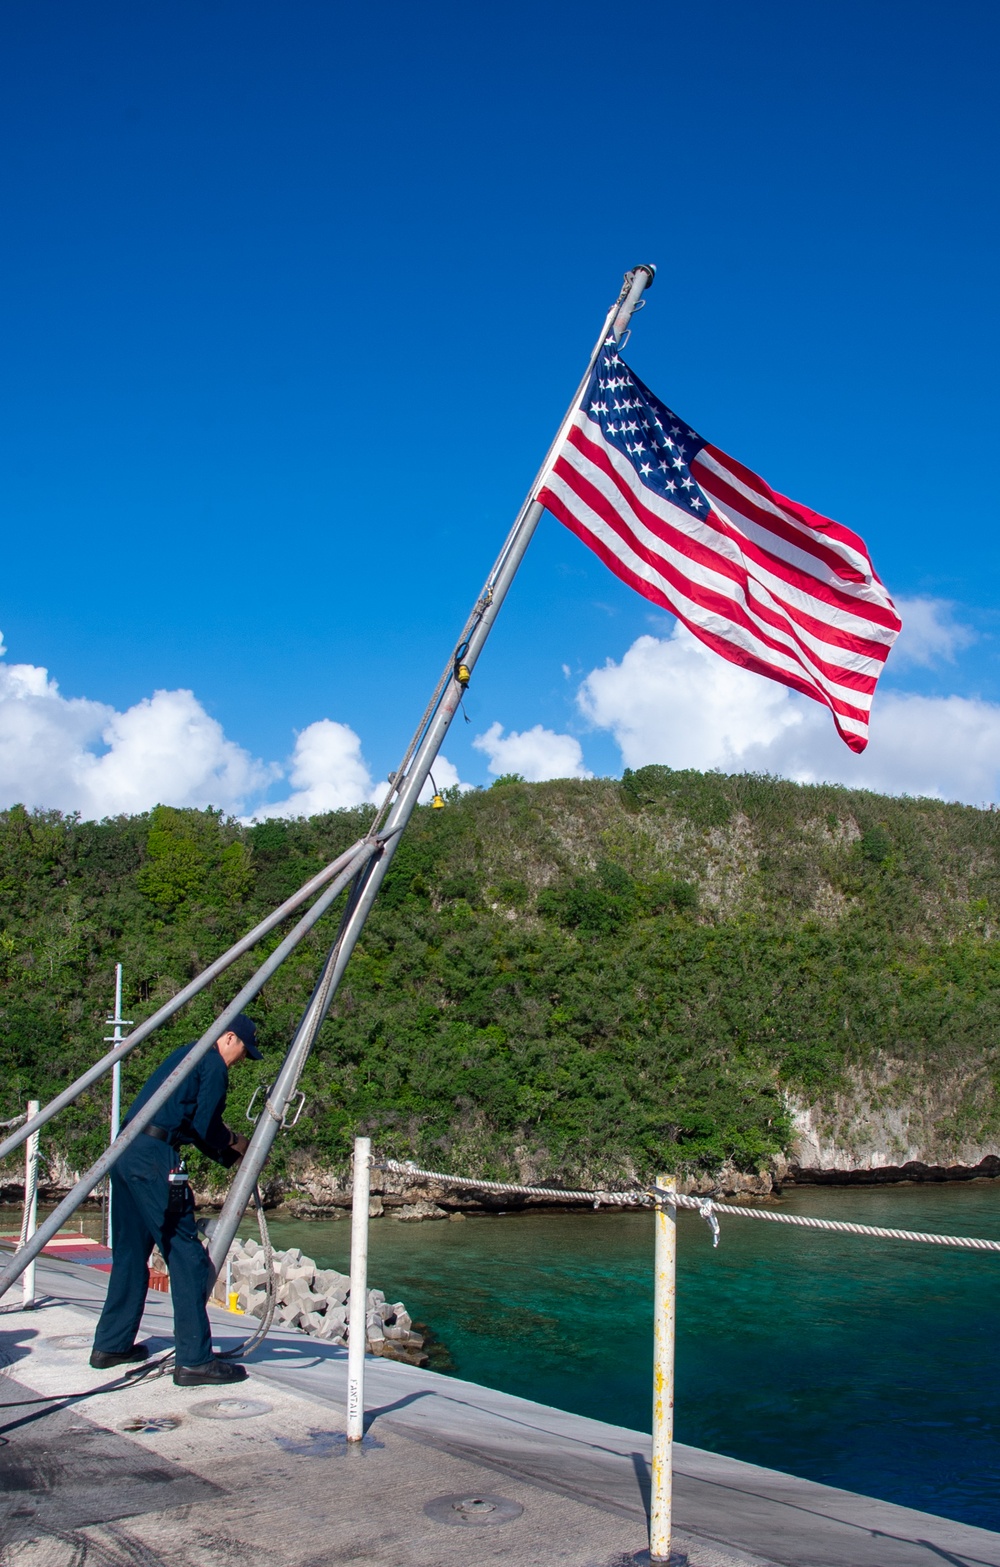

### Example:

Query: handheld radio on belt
xmin=167 ymin=1161 xmax=191 ymax=1215
xmin=142 ymin=1123 xmax=192 ymax=1214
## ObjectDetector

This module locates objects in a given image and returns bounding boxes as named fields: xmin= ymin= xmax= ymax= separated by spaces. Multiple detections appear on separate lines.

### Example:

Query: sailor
xmin=91 ymin=1013 xmax=261 ymax=1385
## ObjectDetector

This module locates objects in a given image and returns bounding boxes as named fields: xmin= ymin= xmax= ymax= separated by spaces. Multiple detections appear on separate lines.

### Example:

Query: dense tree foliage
xmin=2 ymin=768 xmax=1000 ymax=1190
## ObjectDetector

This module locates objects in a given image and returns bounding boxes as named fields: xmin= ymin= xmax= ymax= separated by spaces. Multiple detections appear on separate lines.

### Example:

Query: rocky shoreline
xmin=785 ymin=1155 xmax=1000 ymax=1186
xmin=6 ymin=1153 xmax=1000 ymax=1216
xmin=256 ymin=1153 xmax=1000 ymax=1216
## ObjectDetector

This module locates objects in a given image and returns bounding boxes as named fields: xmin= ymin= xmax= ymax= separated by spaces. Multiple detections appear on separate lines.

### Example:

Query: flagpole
xmin=207 ymin=264 xmax=656 ymax=1279
xmin=369 ymin=263 xmax=655 ymax=829
xmin=370 ymin=262 xmax=657 ymax=821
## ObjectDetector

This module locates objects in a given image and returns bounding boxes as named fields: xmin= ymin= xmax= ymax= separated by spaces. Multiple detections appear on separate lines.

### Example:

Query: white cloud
xmin=891 ymin=596 xmax=975 ymax=668
xmin=0 ymin=632 xmax=477 ymax=821
xmin=473 ymin=720 xmax=592 ymax=782
xmin=579 ymin=630 xmax=799 ymax=773
xmin=578 ymin=624 xmax=1000 ymax=806
xmin=256 ymin=720 xmax=375 ymax=819
xmin=91 ymin=690 xmax=271 ymax=815
xmin=0 ymin=637 xmax=268 ymax=817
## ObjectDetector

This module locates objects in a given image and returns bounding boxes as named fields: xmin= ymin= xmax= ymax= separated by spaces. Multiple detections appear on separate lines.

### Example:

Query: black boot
xmin=90 ymin=1344 xmax=150 ymax=1370
xmin=173 ymin=1355 xmax=248 ymax=1387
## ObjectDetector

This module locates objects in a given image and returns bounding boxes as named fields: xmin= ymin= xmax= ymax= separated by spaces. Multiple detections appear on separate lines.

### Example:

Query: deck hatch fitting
xmin=119 ymin=1416 xmax=181 ymax=1434
xmin=424 ymin=1493 xmax=524 ymax=1527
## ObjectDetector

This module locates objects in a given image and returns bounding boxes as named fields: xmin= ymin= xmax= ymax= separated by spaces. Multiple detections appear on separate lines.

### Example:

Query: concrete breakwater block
xmin=225 ymin=1237 xmax=429 ymax=1364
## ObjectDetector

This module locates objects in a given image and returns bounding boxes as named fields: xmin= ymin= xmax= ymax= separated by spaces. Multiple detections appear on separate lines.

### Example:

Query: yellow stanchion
xmin=650 ymin=1174 xmax=676 ymax=1565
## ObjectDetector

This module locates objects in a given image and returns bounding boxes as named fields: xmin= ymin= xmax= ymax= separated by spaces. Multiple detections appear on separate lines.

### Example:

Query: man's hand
xmin=228 ymin=1131 xmax=250 ymax=1160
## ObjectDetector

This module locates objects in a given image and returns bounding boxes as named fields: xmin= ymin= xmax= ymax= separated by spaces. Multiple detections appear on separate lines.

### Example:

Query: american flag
xmin=538 ymin=346 xmax=901 ymax=752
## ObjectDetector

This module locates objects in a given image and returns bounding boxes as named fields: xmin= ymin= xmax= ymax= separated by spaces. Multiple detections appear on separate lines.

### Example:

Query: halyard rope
xmin=17 ymin=1126 xmax=39 ymax=1251
xmin=221 ymin=1183 xmax=277 ymax=1360
xmin=377 ymin=1158 xmax=1000 ymax=1254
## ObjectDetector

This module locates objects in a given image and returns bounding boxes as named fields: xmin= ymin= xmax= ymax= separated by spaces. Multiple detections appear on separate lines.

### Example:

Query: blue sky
xmin=2 ymin=0 xmax=999 ymax=816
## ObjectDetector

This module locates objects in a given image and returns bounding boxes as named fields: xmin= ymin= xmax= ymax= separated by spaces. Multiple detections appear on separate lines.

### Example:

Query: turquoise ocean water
xmin=256 ymin=1183 xmax=1000 ymax=1530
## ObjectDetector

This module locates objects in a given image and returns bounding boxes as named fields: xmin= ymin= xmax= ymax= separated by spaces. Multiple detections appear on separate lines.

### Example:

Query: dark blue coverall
xmin=93 ymin=1043 xmax=240 ymax=1367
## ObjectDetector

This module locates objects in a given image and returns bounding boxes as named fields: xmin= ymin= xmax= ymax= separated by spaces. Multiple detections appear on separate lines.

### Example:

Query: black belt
xmin=142 ymin=1125 xmax=177 ymax=1145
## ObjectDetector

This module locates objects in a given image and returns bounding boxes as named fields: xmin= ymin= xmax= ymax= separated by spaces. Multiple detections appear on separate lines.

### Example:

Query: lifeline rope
xmin=378 ymin=1159 xmax=646 ymax=1206
xmin=0 ymin=1112 xmax=28 ymax=1131
xmin=676 ymin=1200 xmax=1000 ymax=1253
xmin=378 ymin=1158 xmax=1000 ymax=1255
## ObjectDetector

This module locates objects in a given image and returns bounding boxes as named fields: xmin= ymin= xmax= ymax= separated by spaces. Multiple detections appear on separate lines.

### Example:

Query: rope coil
xmin=377 ymin=1158 xmax=1000 ymax=1255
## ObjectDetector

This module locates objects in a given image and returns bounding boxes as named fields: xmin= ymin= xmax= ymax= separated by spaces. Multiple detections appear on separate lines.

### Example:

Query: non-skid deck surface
xmin=0 ymin=1376 xmax=218 ymax=1544
xmin=2 ymin=1252 xmax=999 ymax=1567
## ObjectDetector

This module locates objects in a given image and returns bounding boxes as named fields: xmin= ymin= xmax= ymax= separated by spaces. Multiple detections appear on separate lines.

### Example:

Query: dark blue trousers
xmin=93 ymin=1135 xmax=213 ymax=1367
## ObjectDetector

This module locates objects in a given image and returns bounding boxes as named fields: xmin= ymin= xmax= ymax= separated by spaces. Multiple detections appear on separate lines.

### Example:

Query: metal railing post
xmin=650 ymin=1174 xmax=677 ymax=1565
xmin=21 ymin=1100 xmax=40 ymax=1309
xmin=346 ymin=1136 xmax=371 ymax=1442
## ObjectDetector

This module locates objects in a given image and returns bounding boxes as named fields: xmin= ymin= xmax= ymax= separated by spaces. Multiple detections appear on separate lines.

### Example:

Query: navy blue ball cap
xmin=228 ymin=1013 xmax=262 ymax=1060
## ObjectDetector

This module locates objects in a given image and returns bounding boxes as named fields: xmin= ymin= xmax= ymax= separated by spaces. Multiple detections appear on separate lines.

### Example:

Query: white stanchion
xmin=650 ymin=1174 xmax=676 ymax=1565
xmin=346 ymin=1136 xmax=371 ymax=1442
xmin=21 ymin=1100 xmax=40 ymax=1309
xmin=105 ymin=961 xmax=130 ymax=1246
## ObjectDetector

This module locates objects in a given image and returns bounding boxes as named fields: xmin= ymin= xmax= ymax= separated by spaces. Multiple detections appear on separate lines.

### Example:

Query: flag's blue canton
xmin=584 ymin=346 xmax=709 ymax=519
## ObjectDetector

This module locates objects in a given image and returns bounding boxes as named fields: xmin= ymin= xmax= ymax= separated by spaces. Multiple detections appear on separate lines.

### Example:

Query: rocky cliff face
xmin=786 ymin=1070 xmax=1000 ymax=1184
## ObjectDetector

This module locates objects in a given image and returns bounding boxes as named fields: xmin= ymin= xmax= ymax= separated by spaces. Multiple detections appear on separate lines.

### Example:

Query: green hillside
xmin=2 ymin=767 xmax=999 ymax=1190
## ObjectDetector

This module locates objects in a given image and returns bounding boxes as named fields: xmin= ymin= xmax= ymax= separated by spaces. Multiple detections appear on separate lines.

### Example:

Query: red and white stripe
xmin=539 ymin=412 xmax=901 ymax=752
